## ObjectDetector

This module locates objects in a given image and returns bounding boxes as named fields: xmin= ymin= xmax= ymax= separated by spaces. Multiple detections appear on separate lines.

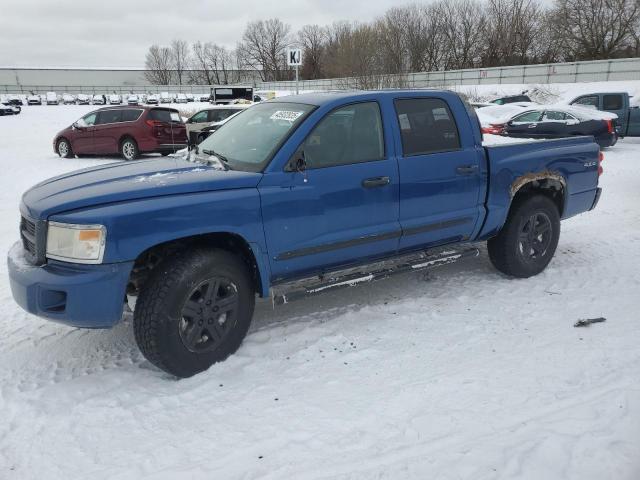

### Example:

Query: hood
xmin=22 ymin=157 xmax=262 ymax=219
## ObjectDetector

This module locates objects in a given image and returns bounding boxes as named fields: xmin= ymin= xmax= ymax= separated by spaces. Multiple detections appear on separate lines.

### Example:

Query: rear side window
xmin=122 ymin=109 xmax=142 ymax=122
xmin=394 ymin=98 xmax=460 ymax=156
xmin=97 ymin=109 xmax=122 ymax=124
xmin=542 ymin=111 xmax=566 ymax=121
xmin=149 ymin=109 xmax=181 ymax=123
xmin=603 ymin=94 xmax=623 ymax=110
xmin=573 ymin=96 xmax=598 ymax=108
xmin=209 ymin=109 xmax=237 ymax=123
xmin=302 ymin=102 xmax=384 ymax=169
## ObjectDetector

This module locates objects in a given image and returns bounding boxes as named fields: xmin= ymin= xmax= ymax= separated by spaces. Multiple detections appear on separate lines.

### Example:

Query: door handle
xmin=528 ymin=124 xmax=537 ymax=128
xmin=456 ymin=165 xmax=478 ymax=175
xmin=362 ymin=176 xmax=390 ymax=188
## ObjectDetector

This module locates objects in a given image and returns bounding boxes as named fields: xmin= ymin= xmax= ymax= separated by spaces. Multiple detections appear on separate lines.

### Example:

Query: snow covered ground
xmin=1 ymin=99 xmax=639 ymax=480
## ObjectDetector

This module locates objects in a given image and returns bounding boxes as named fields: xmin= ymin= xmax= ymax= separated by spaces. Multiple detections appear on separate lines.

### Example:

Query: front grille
xmin=20 ymin=216 xmax=46 ymax=265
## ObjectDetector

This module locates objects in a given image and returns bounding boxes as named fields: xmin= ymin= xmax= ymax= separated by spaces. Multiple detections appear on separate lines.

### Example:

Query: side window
xmin=302 ymin=102 xmax=384 ymax=169
xmin=573 ymin=96 xmax=599 ymax=108
xmin=394 ymin=98 xmax=460 ymax=156
xmin=97 ymin=110 xmax=122 ymax=124
xmin=209 ymin=110 xmax=234 ymax=122
xmin=511 ymin=111 xmax=543 ymax=123
xmin=191 ymin=110 xmax=209 ymax=123
xmin=121 ymin=109 xmax=142 ymax=122
xmin=542 ymin=111 xmax=566 ymax=121
xmin=603 ymin=94 xmax=623 ymax=110
xmin=79 ymin=112 xmax=97 ymax=126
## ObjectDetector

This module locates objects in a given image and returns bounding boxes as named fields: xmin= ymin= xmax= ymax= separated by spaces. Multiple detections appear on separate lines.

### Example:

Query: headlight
xmin=46 ymin=222 xmax=107 ymax=264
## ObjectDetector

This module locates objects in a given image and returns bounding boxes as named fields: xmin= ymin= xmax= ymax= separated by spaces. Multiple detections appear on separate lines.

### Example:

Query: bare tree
xmin=144 ymin=45 xmax=174 ymax=85
xmin=439 ymin=0 xmax=487 ymax=69
xmin=170 ymin=39 xmax=190 ymax=85
xmin=551 ymin=0 xmax=640 ymax=59
xmin=298 ymin=24 xmax=326 ymax=79
xmin=237 ymin=19 xmax=291 ymax=81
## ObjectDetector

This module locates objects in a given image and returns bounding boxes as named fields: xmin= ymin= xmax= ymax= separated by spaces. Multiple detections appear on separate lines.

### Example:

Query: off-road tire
xmin=133 ymin=248 xmax=255 ymax=378
xmin=488 ymin=195 xmax=560 ymax=278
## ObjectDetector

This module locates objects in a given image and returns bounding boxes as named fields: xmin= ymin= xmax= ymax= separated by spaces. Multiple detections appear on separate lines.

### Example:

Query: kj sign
xmin=287 ymin=48 xmax=302 ymax=66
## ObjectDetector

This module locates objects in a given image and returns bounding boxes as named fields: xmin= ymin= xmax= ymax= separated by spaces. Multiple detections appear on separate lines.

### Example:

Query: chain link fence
xmin=2 ymin=58 xmax=639 ymax=95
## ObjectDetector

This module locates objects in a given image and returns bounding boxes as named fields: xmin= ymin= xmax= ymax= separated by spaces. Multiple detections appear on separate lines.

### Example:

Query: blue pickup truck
xmin=8 ymin=90 xmax=603 ymax=377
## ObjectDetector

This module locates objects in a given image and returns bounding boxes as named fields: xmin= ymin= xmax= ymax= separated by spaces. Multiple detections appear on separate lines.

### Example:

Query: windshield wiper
xmin=201 ymin=149 xmax=232 ymax=170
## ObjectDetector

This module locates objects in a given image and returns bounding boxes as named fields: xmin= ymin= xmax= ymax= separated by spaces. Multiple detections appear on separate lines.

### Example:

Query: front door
xmin=504 ymin=110 xmax=544 ymax=138
xmin=93 ymin=109 xmax=123 ymax=154
xmin=259 ymin=101 xmax=401 ymax=281
xmin=71 ymin=112 xmax=97 ymax=154
xmin=392 ymin=97 xmax=484 ymax=251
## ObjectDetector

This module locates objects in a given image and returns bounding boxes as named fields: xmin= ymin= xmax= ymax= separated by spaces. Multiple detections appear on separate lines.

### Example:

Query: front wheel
xmin=133 ymin=248 xmax=255 ymax=378
xmin=488 ymin=195 xmax=560 ymax=278
xmin=120 ymin=137 xmax=138 ymax=161
xmin=56 ymin=138 xmax=73 ymax=158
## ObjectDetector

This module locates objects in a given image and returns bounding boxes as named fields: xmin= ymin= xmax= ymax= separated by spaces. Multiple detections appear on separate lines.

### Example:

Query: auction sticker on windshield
xmin=270 ymin=110 xmax=304 ymax=122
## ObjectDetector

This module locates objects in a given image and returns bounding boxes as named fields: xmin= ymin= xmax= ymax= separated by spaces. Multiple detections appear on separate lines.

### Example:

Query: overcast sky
xmin=1 ymin=0 xmax=398 ymax=68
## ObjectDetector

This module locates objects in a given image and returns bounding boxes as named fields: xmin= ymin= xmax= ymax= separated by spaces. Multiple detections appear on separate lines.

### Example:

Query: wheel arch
xmin=509 ymin=172 xmax=566 ymax=217
xmin=127 ymin=231 xmax=269 ymax=299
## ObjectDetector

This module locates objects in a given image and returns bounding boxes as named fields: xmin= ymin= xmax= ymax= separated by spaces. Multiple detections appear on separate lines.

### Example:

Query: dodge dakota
xmin=8 ymin=90 xmax=603 ymax=377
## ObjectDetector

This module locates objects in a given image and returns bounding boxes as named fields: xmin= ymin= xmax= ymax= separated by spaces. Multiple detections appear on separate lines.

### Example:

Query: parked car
xmin=27 ymin=94 xmax=42 ymax=105
xmin=76 ymin=94 xmax=91 ymax=105
xmin=479 ymin=105 xmax=618 ymax=148
xmin=92 ymin=95 xmax=106 ymax=105
xmin=0 ymin=102 xmax=21 ymax=115
xmin=109 ymin=94 xmax=122 ymax=105
xmin=186 ymin=93 xmax=194 ymax=102
xmin=490 ymin=94 xmax=533 ymax=105
xmin=9 ymin=90 xmax=603 ymax=377
xmin=569 ymin=92 xmax=640 ymax=138
xmin=62 ymin=94 xmax=76 ymax=105
xmin=198 ymin=93 xmax=211 ymax=102
xmin=185 ymin=104 xmax=250 ymax=144
xmin=52 ymin=106 xmax=188 ymax=161
xmin=127 ymin=94 xmax=139 ymax=105
xmin=7 ymin=95 xmax=24 ymax=106
xmin=147 ymin=94 xmax=159 ymax=105
xmin=46 ymin=92 xmax=59 ymax=105
xmin=160 ymin=92 xmax=171 ymax=104
xmin=176 ymin=93 xmax=188 ymax=104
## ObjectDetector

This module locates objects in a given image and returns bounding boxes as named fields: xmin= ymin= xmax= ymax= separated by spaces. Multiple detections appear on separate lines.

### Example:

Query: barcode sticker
xmin=270 ymin=110 xmax=304 ymax=122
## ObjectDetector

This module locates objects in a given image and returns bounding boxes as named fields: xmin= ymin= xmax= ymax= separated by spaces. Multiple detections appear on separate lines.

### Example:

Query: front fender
xmin=48 ymin=189 xmax=271 ymax=296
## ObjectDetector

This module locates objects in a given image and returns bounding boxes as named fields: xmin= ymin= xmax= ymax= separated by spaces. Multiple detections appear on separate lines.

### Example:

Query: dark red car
xmin=53 ymin=106 xmax=188 ymax=160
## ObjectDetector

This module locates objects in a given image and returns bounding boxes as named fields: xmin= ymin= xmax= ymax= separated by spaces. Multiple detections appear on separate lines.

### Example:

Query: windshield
xmin=198 ymin=102 xmax=315 ymax=172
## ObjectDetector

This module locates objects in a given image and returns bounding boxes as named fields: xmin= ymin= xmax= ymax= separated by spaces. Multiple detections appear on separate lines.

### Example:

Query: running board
xmin=271 ymin=247 xmax=480 ymax=306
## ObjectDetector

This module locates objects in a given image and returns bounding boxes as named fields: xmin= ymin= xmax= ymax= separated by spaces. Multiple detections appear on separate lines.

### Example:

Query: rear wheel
xmin=120 ymin=137 xmax=138 ymax=161
xmin=56 ymin=138 xmax=73 ymax=158
xmin=133 ymin=248 xmax=255 ymax=378
xmin=488 ymin=195 xmax=560 ymax=278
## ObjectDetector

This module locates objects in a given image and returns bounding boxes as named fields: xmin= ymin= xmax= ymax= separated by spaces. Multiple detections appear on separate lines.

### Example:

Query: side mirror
xmin=286 ymin=148 xmax=307 ymax=173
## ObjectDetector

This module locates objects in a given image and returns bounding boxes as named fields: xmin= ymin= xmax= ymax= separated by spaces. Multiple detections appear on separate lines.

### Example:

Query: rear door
xmin=602 ymin=94 xmax=627 ymax=135
xmin=538 ymin=110 xmax=572 ymax=138
xmin=93 ymin=109 xmax=122 ymax=153
xmin=392 ymin=97 xmax=484 ymax=251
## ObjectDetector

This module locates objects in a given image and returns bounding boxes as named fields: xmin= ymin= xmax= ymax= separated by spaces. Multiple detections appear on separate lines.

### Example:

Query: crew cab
xmin=8 ymin=91 xmax=603 ymax=378
xmin=569 ymin=92 xmax=640 ymax=137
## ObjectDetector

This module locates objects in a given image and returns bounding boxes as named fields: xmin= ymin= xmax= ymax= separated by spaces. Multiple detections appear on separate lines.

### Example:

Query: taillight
xmin=606 ymin=119 xmax=614 ymax=134
xmin=598 ymin=151 xmax=604 ymax=176
xmin=481 ymin=124 xmax=505 ymax=135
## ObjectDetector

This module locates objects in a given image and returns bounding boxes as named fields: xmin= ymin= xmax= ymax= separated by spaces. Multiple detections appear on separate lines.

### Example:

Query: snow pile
xmin=0 ymin=102 xmax=639 ymax=479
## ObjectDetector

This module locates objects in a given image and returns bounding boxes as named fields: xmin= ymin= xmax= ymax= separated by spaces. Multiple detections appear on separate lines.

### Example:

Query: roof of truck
xmin=268 ymin=89 xmax=454 ymax=106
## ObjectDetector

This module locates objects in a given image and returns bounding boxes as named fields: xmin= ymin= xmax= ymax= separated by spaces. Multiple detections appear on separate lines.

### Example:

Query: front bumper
xmin=8 ymin=242 xmax=134 ymax=328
